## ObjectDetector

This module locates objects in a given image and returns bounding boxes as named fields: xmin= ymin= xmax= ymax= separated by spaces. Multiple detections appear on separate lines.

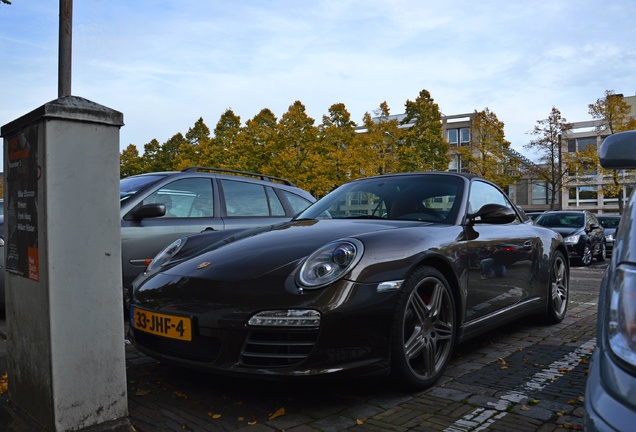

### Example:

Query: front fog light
xmin=249 ymin=310 xmax=321 ymax=327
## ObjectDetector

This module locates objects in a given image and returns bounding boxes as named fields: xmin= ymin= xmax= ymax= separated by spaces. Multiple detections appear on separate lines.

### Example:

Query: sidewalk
xmin=0 ymin=287 xmax=600 ymax=431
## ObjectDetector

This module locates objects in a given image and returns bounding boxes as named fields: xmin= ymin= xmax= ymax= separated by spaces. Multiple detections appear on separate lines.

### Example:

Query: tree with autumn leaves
xmin=587 ymin=90 xmax=636 ymax=214
xmin=119 ymin=90 xmax=450 ymax=198
xmin=456 ymin=108 xmax=518 ymax=189
xmin=119 ymin=88 xmax=635 ymax=201
xmin=522 ymin=91 xmax=636 ymax=213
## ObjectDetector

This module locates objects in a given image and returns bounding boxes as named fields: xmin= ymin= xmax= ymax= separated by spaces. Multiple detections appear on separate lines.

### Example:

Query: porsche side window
xmin=469 ymin=181 xmax=519 ymax=223
xmin=280 ymin=190 xmax=313 ymax=215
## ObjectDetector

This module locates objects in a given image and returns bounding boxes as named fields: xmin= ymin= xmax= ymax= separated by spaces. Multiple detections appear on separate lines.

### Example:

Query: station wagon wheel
xmin=542 ymin=251 xmax=569 ymax=324
xmin=579 ymin=244 xmax=592 ymax=266
xmin=390 ymin=266 xmax=456 ymax=390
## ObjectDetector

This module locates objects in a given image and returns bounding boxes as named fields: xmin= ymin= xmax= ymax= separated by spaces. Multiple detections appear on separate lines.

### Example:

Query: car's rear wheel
xmin=595 ymin=241 xmax=606 ymax=262
xmin=579 ymin=244 xmax=592 ymax=266
xmin=390 ymin=266 xmax=456 ymax=390
xmin=541 ymin=251 xmax=569 ymax=324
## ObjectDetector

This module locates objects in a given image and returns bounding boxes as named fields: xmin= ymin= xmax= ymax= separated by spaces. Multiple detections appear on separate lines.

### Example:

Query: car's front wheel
xmin=595 ymin=241 xmax=606 ymax=262
xmin=579 ymin=243 xmax=592 ymax=266
xmin=541 ymin=251 xmax=569 ymax=324
xmin=390 ymin=266 xmax=456 ymax=390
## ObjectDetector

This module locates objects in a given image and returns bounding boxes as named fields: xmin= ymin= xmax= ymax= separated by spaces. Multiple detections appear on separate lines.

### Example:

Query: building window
xmin=603 ymin=185 xmax=633 ymax=207
xmin=460 ymin=128 xmax=470 ymax=146
xmin=447 ymin=128 xmax=470 ymax=147
xmin=448 ymin=154 xmax=462 ymax=172
xmin=531 ymin=181 xmax=552 ymax=205
xmin=568 ymin=137 xmax=597 ymax=152
xmin=568 ymin=186 xmax=598 ymax=207
xmin=448 ymin=129 xmax=458 ymax=146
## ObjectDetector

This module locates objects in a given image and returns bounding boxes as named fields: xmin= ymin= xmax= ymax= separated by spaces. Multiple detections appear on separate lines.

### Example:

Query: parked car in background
xmin=119 ymin=167 xmax=315 ymax=300
xmin=585 ymin=130 xmax=636 ymax=431
xmin=597 ymin=214 xmax=621 ymax=256
xmin=525 ymin=211 xmax=544 ymax=221
xmin=535 ymin=210 xmax=605 ymax=266
xmin=128 ymin=171 xmax=569 ymax=390
xmin=0 ymin=168 xmax=315 ymax=311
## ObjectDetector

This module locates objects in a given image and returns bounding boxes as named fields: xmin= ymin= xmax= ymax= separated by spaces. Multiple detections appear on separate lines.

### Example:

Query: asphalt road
xmin=0 ymin=262 xmax=605 ymax=431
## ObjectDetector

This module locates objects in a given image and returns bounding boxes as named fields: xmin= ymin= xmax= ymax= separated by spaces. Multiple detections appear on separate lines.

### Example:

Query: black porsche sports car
xmin=128 ymin=171 xmax=569 ymax=390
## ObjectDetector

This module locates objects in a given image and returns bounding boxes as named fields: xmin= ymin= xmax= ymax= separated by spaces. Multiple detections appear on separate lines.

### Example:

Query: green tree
xmin=235 ymin=108 xmax=278 ymax=173
xmin=120 ymin=144 xmax=143 ymax=177
xmin=457 ymin=108 xmax=518 ymax=188
xmin=524 ymin=107 xmax=572 ymax=210
xmin=209 ymin=109 xmax=242 ymax=169
xmin=317 ymin=103 xmax=366 ymax=195
xmin=141 ymin=133 xmax=187 ymax=172
xmin=400 ymin=89 xmax=449 ymax=171
xmin=181 ymin=117 xmax=211 ymax=167
xmin=588 ymin=90 xmax=636 ymax=214
xmin=266 ymin=101 xmax=319 ymax=194
xmin=362 ymin=101 xmax=403 ymax=175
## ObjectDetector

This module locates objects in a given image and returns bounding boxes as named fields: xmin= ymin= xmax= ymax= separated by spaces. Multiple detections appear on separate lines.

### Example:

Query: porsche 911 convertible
xmin=128 ymin=171 xmax=569 ymax=390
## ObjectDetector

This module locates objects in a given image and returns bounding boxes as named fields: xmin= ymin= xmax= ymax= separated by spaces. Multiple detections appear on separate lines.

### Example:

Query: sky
xmin=1 ymin=0 xmax=635 ymax=166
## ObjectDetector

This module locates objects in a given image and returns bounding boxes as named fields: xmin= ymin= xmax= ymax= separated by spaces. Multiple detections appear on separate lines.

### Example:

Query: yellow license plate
xmin=132 ymin=307 xmax=192 ymax=341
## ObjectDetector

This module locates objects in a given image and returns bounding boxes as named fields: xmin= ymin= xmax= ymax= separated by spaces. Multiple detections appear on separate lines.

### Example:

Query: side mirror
xmin=133 ymin=203 xmax=166 ymax=220
xmin=600 ymin=130 xmax=636 ymax=169
xmin=468 ymin=203 xmax=517 ymax=225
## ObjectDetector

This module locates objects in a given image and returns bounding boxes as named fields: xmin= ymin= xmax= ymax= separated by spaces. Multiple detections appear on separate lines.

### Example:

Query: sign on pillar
xmin=1 ymin=96 xmax=129 ymax=431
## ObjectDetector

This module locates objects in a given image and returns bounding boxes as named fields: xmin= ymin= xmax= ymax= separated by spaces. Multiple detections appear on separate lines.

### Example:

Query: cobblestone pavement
xmin=0 ymin=264 xmax=604 ymax=431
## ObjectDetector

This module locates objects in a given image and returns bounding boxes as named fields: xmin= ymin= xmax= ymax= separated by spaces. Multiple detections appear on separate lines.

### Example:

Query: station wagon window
xmin=221 ymin=179 xmax=285 ymax=217
xmin=142 ymin=178 xmax=214 ymax=218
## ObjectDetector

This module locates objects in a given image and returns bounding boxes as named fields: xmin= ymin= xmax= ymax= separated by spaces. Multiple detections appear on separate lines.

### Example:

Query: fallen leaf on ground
xmin=174 ymin=391 xmax=188 ymax=399
xmin=268 ymin=407 xmax=286 ymax=420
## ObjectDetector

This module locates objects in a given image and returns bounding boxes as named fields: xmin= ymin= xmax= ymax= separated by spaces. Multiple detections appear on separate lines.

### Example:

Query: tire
xmin=595 ymin=241 xmax=606 ymax=262
xmin=541 ymin=251 xmax=569 ymax=325
xmin=390 ymin=266 xmax=456 ymax=391
xmin=579 ymin=244 xmax=592 ymax=266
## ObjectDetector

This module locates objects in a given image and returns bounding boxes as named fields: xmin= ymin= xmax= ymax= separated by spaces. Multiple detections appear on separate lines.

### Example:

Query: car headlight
xmin=606 ymin=234 xmax=615 ymax=242
xmin=564 ymin=235 xmax=580 ymax=244
xmin=146 ymin=237 xmax=187 ymax=272
xmin=608 ymin=265 xmax=636 ymax=366
xmin=297 ymin=239 xmax=364 ymax=289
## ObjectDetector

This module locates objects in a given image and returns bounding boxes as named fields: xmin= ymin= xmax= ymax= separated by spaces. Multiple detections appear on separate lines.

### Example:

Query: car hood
xmin=157 ymin=218 xmax=429 ymax=281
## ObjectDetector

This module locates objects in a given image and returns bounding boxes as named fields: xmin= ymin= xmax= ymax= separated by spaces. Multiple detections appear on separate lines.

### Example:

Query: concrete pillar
xmin=1 ymin=96 xmax=129 ymax=431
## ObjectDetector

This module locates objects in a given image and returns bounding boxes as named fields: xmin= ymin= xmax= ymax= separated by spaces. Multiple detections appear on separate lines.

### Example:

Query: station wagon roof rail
xmin=181 ymin=166 xmax=297 ymax=186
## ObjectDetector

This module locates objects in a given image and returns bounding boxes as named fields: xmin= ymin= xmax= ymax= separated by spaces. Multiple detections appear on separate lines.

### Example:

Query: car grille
xmin=134 ymin=331 xmax=221 ymax=363
xmin=240 ymin=330 xmax=319 ymax=367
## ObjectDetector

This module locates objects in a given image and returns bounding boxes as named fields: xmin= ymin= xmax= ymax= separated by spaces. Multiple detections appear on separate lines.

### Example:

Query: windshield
xmin=536 ymin=213 xmax=584 ymax=228
xmin=297 ymin=174 xmax=464 ymax=224
xmin=120 ymin=175 xmax=167 ymax=202
xmin=598 ymin=216 xmax=620 ymax=229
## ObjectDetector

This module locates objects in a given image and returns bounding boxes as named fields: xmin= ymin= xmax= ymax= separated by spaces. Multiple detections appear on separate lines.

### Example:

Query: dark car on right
xmin=535 ymin=210 xmax=605 ymax=266
xmin=585 ymin=130 xmax=636 ymax=431
xmin=596 ymin=214 xmax=621 ymax=256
